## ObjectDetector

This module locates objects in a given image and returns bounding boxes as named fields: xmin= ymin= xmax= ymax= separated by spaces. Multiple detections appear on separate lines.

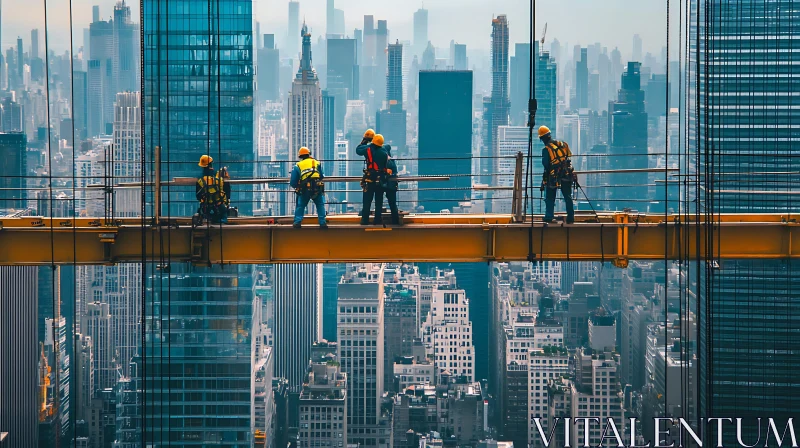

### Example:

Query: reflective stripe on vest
xmin=297 ymin=158 xmax=321 ymax=181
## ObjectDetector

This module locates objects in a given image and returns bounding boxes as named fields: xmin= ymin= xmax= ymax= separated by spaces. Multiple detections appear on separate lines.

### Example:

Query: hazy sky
xmin=2 ymin=0 xmax=670 ymax=59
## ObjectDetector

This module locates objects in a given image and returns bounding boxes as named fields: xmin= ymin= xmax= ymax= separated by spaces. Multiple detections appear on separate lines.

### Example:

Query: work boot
xmin=293 ymin=223 xmax=301 ymax=229
xmin=566 ymin=218 xmax=575 ymax=225
xmin=320 ymin=224 xmax=329 ymax=229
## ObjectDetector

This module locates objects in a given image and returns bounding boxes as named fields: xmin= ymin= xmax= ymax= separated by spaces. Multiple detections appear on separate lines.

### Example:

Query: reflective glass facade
xmin=692 ymin=0 xmax=800 ymax=431
xmin=142 ymin=1 xmax=256 ymax=446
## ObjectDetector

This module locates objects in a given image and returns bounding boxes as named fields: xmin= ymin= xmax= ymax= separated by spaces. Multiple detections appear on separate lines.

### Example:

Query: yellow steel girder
xmin=0 ymin=213 xmax=797 ymax=266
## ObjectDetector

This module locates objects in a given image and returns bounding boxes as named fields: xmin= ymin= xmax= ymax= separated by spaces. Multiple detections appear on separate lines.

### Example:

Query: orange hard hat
xmin=298 ymin=147 xmax=311 ymax=157
xmin=199 ymin=155 xmax=213 ymax=167
xmin=373 ymin=134 xmax=385 ymax=147
xmin=538 ymin=126 xmax=551 ymax=138
xmin=364 ymin=129 xmax=375 ymax=139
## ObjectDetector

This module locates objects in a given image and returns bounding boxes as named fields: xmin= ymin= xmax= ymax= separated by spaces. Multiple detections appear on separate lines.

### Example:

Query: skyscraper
xmin=327 ymin=38 xmax=358 ymax=129
xmin=691 ymin=1 xmax=800 ymax=439
xmin=386 ymin=41 xmax=403 ymax=108
xmin=84 ymin=302 xmax=113 ymax=392
xmin=535 ymin=43 xmax=558 ymax=139
xmin=258 ymin=34 xmax=281 ymax=102
xmin=632 ymin=33 xmax=642 ymax=62
xmin=421 ymin=288 xmax=475 ymax=382
xmin=413 ymin=8 xmax=428 ymax=58
xmin=0 ymin=266 xmax=39 ymax=447
xmin=274 ymin=264 xmax=322 ymax=390
xmin=575 ymin=48 xmax=588 ymax=109
xmin=288 ymin=24 xmax=323 ymax=156
xmin=287 ymin=1 xmax=300 ymax=57
xmin=142 ymin=0 xmax=256 ymax=444
xmin=418 ymin=70 xmax=473 ymax=212
xmin=338 ymin=264 xmax=385 ymax=447
xmin=112 ymin=1 xmax=138 ymax=95
xmin=374 ymin=20 xmax=389 ymax=108
xmin=0 ymin=132 xmax=27 ymax=209
xmin=454 ymin=43 xmax=468 ymax=70
xmin=488 ymin=16 xmax=510 ymax=187
xmin=509 ymin=43 xmax=532 ymax=126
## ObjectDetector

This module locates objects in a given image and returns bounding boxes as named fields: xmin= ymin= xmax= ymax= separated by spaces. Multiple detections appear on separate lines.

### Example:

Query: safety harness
xmin=361 ymin=146 xmax=387 ymax=191
xmin=197 ymin=172 xmax=229 ymax=220
xmin=543 ymin=141 xmax=575 ymax=189
xmin=296 ymin=158 xmax=323 ymax=197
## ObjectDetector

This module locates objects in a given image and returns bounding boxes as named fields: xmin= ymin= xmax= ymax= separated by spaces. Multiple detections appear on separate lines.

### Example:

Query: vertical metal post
xmin=512 ymin=151 xmax=524 ymax=222
xmin=154 ymin=145 xmax=161 ymax=224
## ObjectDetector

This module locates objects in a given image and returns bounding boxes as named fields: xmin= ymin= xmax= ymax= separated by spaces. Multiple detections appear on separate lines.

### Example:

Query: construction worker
xmin=539 ymin=126 xmax=575 ymax=224
xmin=356 ymin=131 xmax=389 ymax=225
xmin=383 ymin=145 xmax=401 ymax=225
xmin=196 ymin=155 xmax=229 ymax=224
xmin=290 ymin=147 xmax=327 ymax=229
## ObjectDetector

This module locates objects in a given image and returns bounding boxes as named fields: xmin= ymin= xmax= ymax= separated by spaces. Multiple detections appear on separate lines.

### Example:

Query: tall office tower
xmin=289 ymin=24 xmax=323 ymax=156
xmin=84 ymin=301 xmax=114 ymax=392
xmin=569 ymin=349 xmax=624 ymax=446
xmin=421 ymin=288 xmax=475 ymax=382
xmin=386 ymin=41 xmax=403 ymax=108
xmin=418 ymin=70 xmax=472 ymax=212
xmin=113 ymin=1 xmax=138 ymax=94
xmin=142 ymin=0 xmax=256 ymax=444
xmin=574 ymin=47 xmax=588 ymax=109
xmin=362 ymin=15 xmax=376 ymax=67
xmin=258 ymin=34 xmax=281 ymax=102
xmin=16 ymin=37 xmax=22 ymax=79
xmin=274 ymin=264 xmax=322 ymax=390
xmin=632 ymin=34 xmax=642 ymax=62
xmin=689 ymin=1 xmax=800 ymax=440
xmin=44 ymin=315 xmax=71 ymax=440
xmin=327 ymin=38 xmax=358 ymax=129
xmin=326 ymin=0 xmax=335 ymax=36
xmin=338 ymin=264 xmax=385 ymax=447
xmin=535 ymin=44 xmax=558 ymax=139
xmin=608 ymin=62 xmax=648 ymax=206
xmin=0 ymin=132 xmax=27 ymax=209
xmin=376 ymin=40 xmax=407 ymax=156
xmin=287 ymin=1 xmax=300 ymax=57
xmin=73 ymin=70 xmax=88 ymax=139
xmin=509 ymin=43 xmax=532 ymax=126
xmin=488 ymin=15 xmax=510 ymax=187
xmin=298 ymin=358 xmax=348 ymax=447
xmin=31 ymin=28 xmax=39 ymax=59
xmin=0 ymin=266 xmax=39 ymax=447
xmin=322 ymin=89 xmax=335 ymax=161
xmin=382 ymin=273 xmax=418 ymax=392
xmin=89 ymin=14 xmax=114 ymax=135
xmin=413 ymin=7 xmax=428 ymax=58
xmin=87 ymin=59 xmax=105 ymax=137
xmin=454 ymin=43 xmax=467 ymax=70
xmin=374 ymin=20 xmax=388 ymax=108
xmin=115 ymin=359 xmax=142 ymax=447
xmin=322 ymin=264 xmax=346 ymax=341
xmin=112 ymin=91 xmax=142 ymax=216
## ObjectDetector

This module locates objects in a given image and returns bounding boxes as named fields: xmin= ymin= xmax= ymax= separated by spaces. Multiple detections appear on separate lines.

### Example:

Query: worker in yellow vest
xmin=196 ymin=154 xmax=230 ymax=224
xmin=290 ymin=147 xmax=327 ymax=229
xmin=539 ymin=126 xmax=575 ymax=224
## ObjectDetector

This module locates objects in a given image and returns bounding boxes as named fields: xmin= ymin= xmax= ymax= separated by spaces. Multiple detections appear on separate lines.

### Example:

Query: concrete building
xmin=84 ymin=301 xmax=114 ymax=392
xmin=337 ymin=264 xmax=385 ymax=447
xmin=422 ymin=288 xmax=475 ymax=382
xmin=588 ymin=310 xmax=616 ymax=352
xmin=528 ymin=347 xmax=569 ymax=448
xmin=570 ymin=349 xmax=624 ymax=446
xmin=298 ymin=360 xmax=348 ymax=448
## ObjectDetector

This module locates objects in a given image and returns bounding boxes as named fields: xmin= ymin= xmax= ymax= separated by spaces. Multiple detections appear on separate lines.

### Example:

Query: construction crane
xmin=540 ymin=23 xmax=547 ymax=55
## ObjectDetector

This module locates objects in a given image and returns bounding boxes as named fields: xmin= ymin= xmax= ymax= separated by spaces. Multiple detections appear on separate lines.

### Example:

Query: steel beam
xmin=0 ymin=213 xmax=797 ymax=266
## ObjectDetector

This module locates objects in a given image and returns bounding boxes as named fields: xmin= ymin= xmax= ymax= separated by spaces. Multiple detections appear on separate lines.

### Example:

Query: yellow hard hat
xmin=199 ymin=155 xmax=213 ymax=167
xmin=373 ymin=134 xmax=385 ymax=147
xmin=298 ymin=147 xmax=311 ymax=157
xmin=538 ymin=126 xmax=551 ymax=138
xmin=364 ymin=129 xmax=375 ymax=139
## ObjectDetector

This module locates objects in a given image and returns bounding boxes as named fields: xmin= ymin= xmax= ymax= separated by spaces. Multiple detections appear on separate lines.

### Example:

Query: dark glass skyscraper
xmin=691 ymin=0 xmax=800 ymax=438
xmin=418 ymin=70 xmax=473 ymax=213
xmin=142 ymin=1 xmax=256 ymax=445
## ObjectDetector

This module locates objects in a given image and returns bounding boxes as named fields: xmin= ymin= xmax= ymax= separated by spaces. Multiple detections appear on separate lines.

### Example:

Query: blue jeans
xmin=544 ymin=180 xmax=574 ymax=222
xmin=294 ymin=193 xmax=327 ymax=225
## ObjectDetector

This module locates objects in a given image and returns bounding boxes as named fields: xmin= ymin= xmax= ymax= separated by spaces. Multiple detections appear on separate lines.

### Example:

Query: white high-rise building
xmin=288 ymin=23 xmax=322 ymax=157
xmin=496 ymin=126 xmax=528 ymax=213
xmin=570 ymin=349 xmax=624 ymax=446
xmin=85 ymin=301 xmax=114 ymax=392
xmin=337 ymin=264 xmax=385 ymax=448
xmin=422 ymin=288 xmax=475 ymax=382
xmin=298 ymin=360 xmax=348 ymax=448
xmin=528 ymin=347 xmax=569 ymax=448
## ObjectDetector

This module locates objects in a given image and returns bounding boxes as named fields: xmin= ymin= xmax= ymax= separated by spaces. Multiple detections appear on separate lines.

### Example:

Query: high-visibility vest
xmin=546 ymin=141 xmax=572 ymax=173
xmin=197 ymin=174 xmax=227 ymax=205
xmin=296 ymin=158 xmax=321 ymax=181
